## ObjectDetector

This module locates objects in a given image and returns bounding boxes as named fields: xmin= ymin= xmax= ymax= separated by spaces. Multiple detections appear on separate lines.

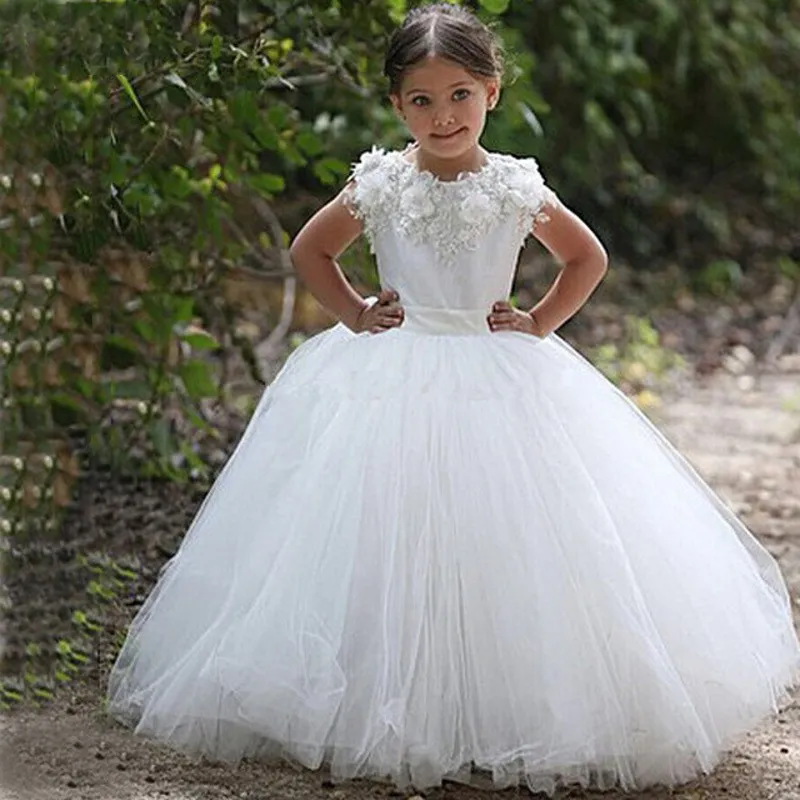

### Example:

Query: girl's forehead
xmin=400 ymin=56 xmax=477 ymax=92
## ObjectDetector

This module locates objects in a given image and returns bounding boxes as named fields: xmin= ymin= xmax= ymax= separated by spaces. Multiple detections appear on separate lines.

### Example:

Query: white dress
xmin=106 ymin=146 xmax=800 ymax=796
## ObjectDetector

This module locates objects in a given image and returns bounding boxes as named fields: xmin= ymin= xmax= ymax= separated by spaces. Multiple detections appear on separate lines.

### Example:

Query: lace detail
xmin=341 ymin=147 xmax=399 ymax=252
xmin=342 ymin=147 xmax=559 ymax=264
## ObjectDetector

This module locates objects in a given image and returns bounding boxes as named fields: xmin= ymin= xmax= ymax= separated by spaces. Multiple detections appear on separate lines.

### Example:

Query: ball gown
xmin=106 ymin=146 xmax=800 ymax=795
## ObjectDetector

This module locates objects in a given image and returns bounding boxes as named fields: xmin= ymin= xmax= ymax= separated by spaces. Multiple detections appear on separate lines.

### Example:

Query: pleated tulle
xmin=107 ymin=323 xmax=800 ymax=795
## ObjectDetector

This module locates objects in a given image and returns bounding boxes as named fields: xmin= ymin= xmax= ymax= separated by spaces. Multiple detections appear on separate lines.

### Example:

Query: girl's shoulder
xmin=487 ymin=151 xmax=551 ymax=183
xmin=345 ymin=145 xmax=411 ymax=185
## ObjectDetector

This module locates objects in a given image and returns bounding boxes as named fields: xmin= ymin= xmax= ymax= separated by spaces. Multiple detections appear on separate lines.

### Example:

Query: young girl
xmin=107 ymin=3 xmax=800 ymax=795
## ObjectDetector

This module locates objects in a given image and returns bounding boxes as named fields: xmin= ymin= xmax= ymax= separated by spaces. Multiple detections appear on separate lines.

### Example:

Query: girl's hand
xmin=487 ymin=300 xmax=544 ymax=336
xmin=354 ymin=289 xmax=405 ymax=334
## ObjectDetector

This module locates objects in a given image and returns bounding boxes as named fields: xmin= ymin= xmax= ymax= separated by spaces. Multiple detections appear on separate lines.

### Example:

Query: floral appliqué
xmin=342 ymin=146 xmax=559 ymax=265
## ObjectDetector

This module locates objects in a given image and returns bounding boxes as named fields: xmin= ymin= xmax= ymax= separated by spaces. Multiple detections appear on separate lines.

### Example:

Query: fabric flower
xmin=356 ymin=146 xmax=386 ymax=173
xmin=355 ymin=170 xmax=386 ymax=209
xmin=507 ymin=187 xmax=528 ymax=208
xmin=460 ymin=192 xmax=493 ymax=224
xmin=400 ymin=184 xmax=435 ymax=219
xmin=506 ymin=159 xmax=546 ymax=208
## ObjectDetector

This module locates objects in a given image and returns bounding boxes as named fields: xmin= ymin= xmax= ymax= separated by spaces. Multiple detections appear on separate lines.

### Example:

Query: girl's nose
xmin=434 ymin=108 xmax=455 ymax=127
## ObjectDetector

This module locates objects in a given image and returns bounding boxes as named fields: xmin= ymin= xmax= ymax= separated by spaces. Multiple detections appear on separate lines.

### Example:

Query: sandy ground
xmin=2 ymin=363 xmax=800 ymax=800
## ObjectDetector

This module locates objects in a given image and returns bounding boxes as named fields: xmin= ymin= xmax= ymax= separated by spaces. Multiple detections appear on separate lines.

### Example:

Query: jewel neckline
xmin=395 ymin=148 xmax=494 ymax=185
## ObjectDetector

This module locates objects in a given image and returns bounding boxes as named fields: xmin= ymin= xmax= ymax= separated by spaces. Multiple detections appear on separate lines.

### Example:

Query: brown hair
xmin=384 ymin=3 xmax=505 ymax=94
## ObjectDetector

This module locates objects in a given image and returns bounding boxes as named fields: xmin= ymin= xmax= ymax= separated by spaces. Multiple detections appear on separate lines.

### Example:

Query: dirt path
xmin=3 ymin=363 xmax=800 ymax=800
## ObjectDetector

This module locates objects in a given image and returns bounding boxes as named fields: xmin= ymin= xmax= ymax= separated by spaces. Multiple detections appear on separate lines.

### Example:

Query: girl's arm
xmin=528 ymin=203 xmax=608 ymax=335
xmin=289 ymin=189 xmax=369 ymax=331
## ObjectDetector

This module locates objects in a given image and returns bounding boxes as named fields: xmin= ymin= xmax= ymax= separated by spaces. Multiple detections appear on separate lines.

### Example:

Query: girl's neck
xmin=411 ymin=144 xmax=488 ymax=181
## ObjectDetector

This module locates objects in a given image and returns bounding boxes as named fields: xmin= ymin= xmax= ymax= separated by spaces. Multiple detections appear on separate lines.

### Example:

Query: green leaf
xmin=251 ymin=121 xmax=280 ymax=150
xmin=296 ymin=130 xmax=323 ymax=156
xmin=165 ymin=71 xmax=211 ymax=108
xmin=266 ymin=104 xmax=289 ymax=129
xmin=479 ymin=0 xmax=510 ymax=13
xmin=179 ymin=360 xmax=217 ymax=399
xmin=171 ymin=296 xmax=195 ymax=324
xmin=184 ymin=405 xmax=216 ymax=435
xmin=115 ymin=73 xmax=148 ymax=121
xmin=313 ymin=157 xmax=349 ymax=185
xmin=69 ymin=650 xmax=89 ymax=664
xmin=388 ymin=0 xmax=407 ymax=23
xmin=228 ymin=90 xmax=257 ymax=124
xmin=112 ymin=563 xmax=138 ymax=580
xmin=180 ymin=328 xmax=220 ymax=351
xmin=179 ymin=441 xmax=209 ymax=473
xmin=149 ymin=418 xmax=173 ymax=457
xmin=71 ymin=609 xmax=101 ymax=632
xmin=107 ymin=379 xmax=151 ymax=400
xmin=249 ymin=173 xmax=285 ymax=196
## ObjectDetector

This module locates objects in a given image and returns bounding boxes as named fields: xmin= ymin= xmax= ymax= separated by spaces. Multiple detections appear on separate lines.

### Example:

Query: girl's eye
xmin=408 ymin=89 xmax=469 ymax=107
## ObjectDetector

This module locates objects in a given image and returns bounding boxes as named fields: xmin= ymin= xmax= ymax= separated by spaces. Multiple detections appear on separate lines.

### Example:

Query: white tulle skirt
xmin=106 ymin=308 xmax=800 ymax=796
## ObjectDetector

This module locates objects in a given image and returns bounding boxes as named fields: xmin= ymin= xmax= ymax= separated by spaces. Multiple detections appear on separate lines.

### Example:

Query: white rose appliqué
xmin=355 ymin=170 xmax=386 ymax=211
xmin=460 ymin=192 xmax=493 ymax=225
xmin=400 ymin=183 xmax=436 ymax=220
xmin=356 ymin=146 xmax=386 ymax=173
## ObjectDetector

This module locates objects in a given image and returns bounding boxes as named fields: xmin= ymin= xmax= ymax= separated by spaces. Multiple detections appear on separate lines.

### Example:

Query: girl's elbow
xmin=570 ymin=245 xmax=608 ymax=282
xmin=289 ymin=235 xmax=316 ymax=273
xmin=594 ymin=243 xmax=609 ymax=278
xmin=288 ymin=235 xmax=306 ymax=262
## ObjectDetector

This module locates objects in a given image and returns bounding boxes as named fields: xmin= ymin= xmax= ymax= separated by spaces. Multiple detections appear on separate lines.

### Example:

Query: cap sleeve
xmin=341 ymin=147 xmax=395 ymax=251
xmin=513 ymin=157 xmax=560 ymax=230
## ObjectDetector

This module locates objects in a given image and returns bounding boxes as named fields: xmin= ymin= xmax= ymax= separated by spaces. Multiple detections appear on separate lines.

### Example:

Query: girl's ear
xmin=485 ymin=80 xmax=501 ymax=111
xmin=390 ymin=94 xmax=405 ymax=119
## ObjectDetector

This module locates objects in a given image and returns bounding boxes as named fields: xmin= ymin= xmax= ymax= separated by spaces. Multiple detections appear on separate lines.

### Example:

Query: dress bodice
xmin=342 ymin=146 xmax=558 ymax=316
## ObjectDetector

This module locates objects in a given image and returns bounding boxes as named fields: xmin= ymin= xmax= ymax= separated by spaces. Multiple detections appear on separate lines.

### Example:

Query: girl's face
xmin=390 ymin=56 xmax=499 ymax=161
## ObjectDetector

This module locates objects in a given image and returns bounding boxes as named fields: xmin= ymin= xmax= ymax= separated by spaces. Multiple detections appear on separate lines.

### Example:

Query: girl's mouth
xmin=431 ymin=127 xmax=467 ymax=140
